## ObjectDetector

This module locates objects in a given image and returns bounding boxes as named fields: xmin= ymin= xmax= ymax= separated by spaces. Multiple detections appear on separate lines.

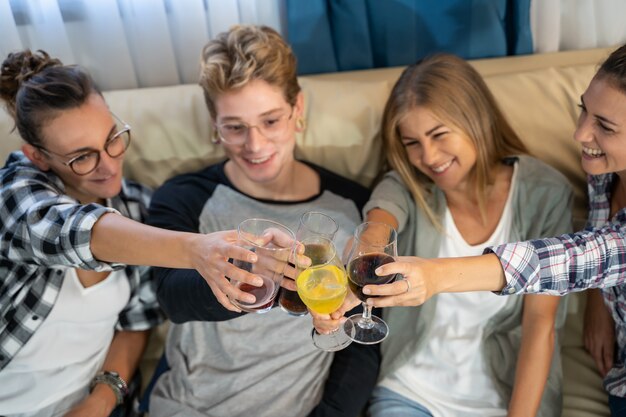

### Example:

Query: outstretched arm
xmin=364 ymin=254 xmax=506 ymax=307
xmin=488 ymin=221 xmax=626 ymax=295
xmin=92 ymin=214 xmax=261 ymax=312
xmin=364 ymin=217 xmax=626 ymax=306
xmin=0 ymin=167 xmax=261 ymax=311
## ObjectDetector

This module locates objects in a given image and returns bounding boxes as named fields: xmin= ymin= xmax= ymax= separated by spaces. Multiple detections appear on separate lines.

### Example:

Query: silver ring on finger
xmin=404 ymin=278 xmax=411 ymax=293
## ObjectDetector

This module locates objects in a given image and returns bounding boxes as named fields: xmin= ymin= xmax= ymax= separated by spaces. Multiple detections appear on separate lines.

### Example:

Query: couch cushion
xmin=484 ymin=64 xmax=597 ymax=227
xmin=104 ymin=84 xmax=221 ymax=188
xmin=297 ymin=77 xmax=391 ymax=187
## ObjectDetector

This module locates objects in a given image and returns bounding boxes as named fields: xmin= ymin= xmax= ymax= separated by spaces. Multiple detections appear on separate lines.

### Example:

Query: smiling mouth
xmin=92 ymin=174 xmax=115 ymax=182
xmin=431 ymin=160 xmax=453 ymax=173
xmin=245 ymin=155 xmax=273 ymax=164
xmin=582 ymin=147 xmax=605 ymax=158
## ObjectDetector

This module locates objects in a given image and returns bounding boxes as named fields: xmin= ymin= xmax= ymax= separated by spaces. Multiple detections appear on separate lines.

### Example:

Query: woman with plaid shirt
xmin=362 ymin=43 xmax=626 ymax=417
xmin=0 ymin=51 xmax=258 ymax=416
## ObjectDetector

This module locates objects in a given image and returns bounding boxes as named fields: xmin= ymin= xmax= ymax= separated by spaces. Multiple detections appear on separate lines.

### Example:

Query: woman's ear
xmin=22 ymin=144 xmax=52 ymax=171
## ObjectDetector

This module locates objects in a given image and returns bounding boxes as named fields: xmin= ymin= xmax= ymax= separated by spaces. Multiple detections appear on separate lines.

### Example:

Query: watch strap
xmin=90 ymin=371 xmax=128 ymax=406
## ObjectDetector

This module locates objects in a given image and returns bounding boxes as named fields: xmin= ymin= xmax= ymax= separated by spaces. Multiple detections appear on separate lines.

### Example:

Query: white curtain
xmin=4 ymin=1 xmax=626 ymax=90
xmin=531 ymin=0 xmax=626 ymax=53
xmin=0 ymin=0 xmax=285 ymax=91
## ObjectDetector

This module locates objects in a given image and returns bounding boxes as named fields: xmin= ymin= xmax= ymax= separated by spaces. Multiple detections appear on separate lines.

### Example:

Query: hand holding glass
xmin=279 ymin=211 xmax=339 ymax=316
xmin=295 ymin=236 xmax=352 ymax=351
xmin=344 ymin=222 xmax=398 ymax=344
xmin=229 ymin=219 xmax=295 ymax=313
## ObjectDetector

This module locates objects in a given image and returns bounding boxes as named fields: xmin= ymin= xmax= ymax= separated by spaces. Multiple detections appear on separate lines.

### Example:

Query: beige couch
xmin=0 ymin=47 xmax=615 ymax=416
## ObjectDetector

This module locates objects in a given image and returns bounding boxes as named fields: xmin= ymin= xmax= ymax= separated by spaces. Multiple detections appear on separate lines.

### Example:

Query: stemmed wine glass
xmin=295 ymin=236 xmax=352 ymax=351
xmin=279 ymin=211 xmax=339 ymax=316
xmin=344 ymin=222 xmax=398 ymax=344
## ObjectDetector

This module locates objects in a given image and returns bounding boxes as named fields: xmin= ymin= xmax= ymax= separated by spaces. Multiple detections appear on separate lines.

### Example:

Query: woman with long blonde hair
xmin=319 ymin=54 xmax=572 ymax=416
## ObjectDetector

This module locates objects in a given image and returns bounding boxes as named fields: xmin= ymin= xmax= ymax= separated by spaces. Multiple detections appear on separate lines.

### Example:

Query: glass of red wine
xmin=279 ymin=211 xmax=339 ymax=316
xmin=229 ymin=218 xmax=295 ymax=313
xmin=344 ymin=222 xmax=398 ymax=344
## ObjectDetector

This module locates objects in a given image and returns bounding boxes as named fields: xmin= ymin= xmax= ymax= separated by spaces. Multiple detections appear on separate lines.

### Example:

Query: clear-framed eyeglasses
xmin=215 ymin=107 xmax=294 ymax=145
xmin=36 ymin=113 xmax=132 ymax=176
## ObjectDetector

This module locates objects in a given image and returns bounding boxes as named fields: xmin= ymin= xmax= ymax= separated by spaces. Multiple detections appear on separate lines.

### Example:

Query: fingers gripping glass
xmin=229 ymin=218 xmax=296 ymax=314
xmin=344 ymin=222 xmax=398 ymax=345
xmin=215 ymin=108 xmax=294 ymax=145
xmin=279 ymin=211 xmax=339 ymax=316
xmin=295 ymin=237 xmax=352 ymax=351
xmin=36 ymin=113 xmax=131 ymax=175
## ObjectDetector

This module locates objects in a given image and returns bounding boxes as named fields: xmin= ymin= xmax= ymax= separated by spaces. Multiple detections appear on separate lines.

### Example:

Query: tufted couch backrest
xmin=0 ymin=47 xmax=613 ymax=226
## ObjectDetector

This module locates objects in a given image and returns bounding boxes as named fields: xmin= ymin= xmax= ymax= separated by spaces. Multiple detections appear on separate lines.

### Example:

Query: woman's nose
xmin=573 ymin=113 xmax=593 ymax=144
xmin=95 ymin=151 xmax=119 ymax=174
xmin=420 ymin=141 xmax=439 ymax=165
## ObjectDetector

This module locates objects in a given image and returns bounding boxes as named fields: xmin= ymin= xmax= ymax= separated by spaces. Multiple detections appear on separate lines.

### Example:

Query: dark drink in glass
xmin=304 ymin=243 xmax=330 ymax=264
xmin=279 ymin=243 xmax=331 ymax=316
xmin=235 ymin=276 xmax=276 ymax=313
xmin=343 ymin=222 xmax=398 ymax=345
xmin=347 ymin=253 xmax=396 ymax=301
xmin=279 ymin=287 xmax=308 ymax=315
xmin=230 ymin=218 xmax=294 ymax=314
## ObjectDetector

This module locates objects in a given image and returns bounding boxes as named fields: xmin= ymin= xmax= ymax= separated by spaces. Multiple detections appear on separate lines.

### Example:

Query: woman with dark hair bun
xmin=0 ymin=50 xmax=258 ymax=416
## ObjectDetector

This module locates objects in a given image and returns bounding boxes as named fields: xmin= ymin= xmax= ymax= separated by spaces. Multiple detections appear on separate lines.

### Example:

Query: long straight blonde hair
xmin=382 ymin=54 xmax=528 ymax=228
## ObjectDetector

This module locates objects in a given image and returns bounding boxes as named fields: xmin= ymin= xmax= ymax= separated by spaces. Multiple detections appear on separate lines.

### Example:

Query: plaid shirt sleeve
xmin=487 ymin=216 xmax=626 ymax=295
xmin=0 ymin=156 xmax=119 ymax=271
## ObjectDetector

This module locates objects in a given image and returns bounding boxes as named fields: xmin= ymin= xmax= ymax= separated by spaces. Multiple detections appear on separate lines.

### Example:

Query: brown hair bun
xmin=0 ymin=50 xmax=62 ymax=118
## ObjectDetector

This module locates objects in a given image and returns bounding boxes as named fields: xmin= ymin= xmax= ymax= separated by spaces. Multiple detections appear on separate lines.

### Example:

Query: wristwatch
xmin=90 ymin=370 xmax=129 ymax=406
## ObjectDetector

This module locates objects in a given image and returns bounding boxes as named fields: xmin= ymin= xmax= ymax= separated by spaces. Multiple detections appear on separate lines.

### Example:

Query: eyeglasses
xmin=215 ymin=107 xmax=294 ymax=145
xmin=36 ymin=113 xmax=131 ymax=176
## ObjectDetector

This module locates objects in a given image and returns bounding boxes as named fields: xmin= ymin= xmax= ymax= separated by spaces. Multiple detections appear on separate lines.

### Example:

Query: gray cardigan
xmin=364 ymin=155 xmax=574 ymax=417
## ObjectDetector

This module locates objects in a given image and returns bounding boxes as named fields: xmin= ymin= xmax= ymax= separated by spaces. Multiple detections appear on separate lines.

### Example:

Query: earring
xmin=296 ymin=117 xmax=306 ymax=132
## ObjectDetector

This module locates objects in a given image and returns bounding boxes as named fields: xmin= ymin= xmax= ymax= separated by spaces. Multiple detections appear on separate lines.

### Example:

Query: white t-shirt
xmin=381 ymin=164 xmax=518 ymax=417
xmin=0 ymin=268 xmax=130 ymax=416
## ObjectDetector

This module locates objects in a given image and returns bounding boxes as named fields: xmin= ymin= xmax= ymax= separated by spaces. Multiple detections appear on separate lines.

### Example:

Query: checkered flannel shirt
xmin=0 ymin=152 xmax=163 ymax=371
xmin=488 ymin=172 xmax=626 ymax=396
